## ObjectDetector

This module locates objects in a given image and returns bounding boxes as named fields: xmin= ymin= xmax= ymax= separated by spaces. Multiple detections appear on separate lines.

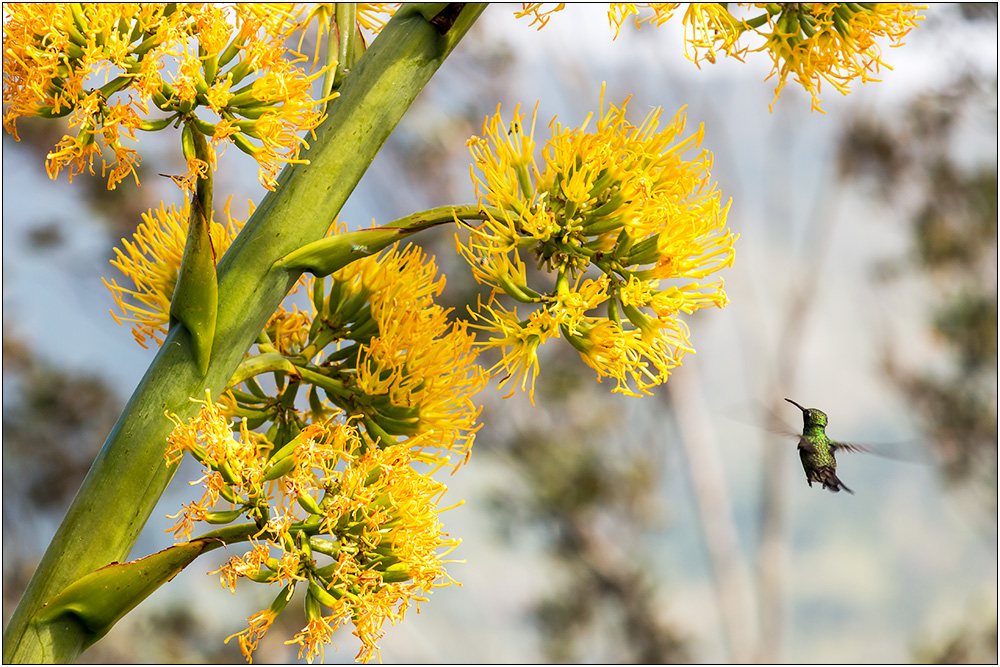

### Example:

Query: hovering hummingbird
xmin=784 ymin=398 xmax=868 ymax=494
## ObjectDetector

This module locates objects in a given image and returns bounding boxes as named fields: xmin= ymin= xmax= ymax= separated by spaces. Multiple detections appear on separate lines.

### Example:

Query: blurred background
xmin=3 ymin=3 xmax=996 ymax=663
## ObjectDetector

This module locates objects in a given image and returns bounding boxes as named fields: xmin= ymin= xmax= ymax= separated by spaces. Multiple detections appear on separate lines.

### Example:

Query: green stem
xmin=390 ymin=203 xmax=504 ymax=230
xmin=333 ymin=3 xmax=358 ymax=91
xmin=2 ymin=4 xmax=485 ymax=662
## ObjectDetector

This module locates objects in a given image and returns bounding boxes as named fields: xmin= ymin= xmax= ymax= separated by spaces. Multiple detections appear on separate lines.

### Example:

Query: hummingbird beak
xmin=784 ymin=397 xmax=807 ymax=412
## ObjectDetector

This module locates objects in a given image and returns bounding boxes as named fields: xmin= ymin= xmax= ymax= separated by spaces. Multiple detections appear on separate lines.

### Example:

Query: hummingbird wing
xmin=832 ymin=440 xmax=929 ymax=463
xmin=724 ymin=400 xmax=799 ymax=438
xmin=797 ymin=437 xmax=817 ymax=454
xmin=831 ymin=441 xmax=870 ymax=454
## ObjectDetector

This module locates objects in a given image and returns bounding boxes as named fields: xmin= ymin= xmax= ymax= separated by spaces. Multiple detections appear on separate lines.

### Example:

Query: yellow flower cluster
xmin=514 ymin=3 xmax=924 ymax=112
xmin=2 ymin=3 xmax=327 ymax=189
xmin=166 ymin=395 xmax=459 ymax=664
xmin=103 ymin=198 xmax=250 ymax=347
xmin=329 ymin=246 xmax=485 ymax=467
xmin=748 ymin=3 xmax=925 ymax=112
xmin=164 ymin=243 xmax=483 ymax=662
xmin=458 ymin=89 xmax=736 ymax=399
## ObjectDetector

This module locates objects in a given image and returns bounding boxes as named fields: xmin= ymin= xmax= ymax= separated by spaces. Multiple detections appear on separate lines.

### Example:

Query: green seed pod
xmin=612 ymin=227 xmax=634 ymax=260
xmin=191 ymin=117 xmax=216 ymax=137
xmin=232 ymin=104 xmax=273 ymax=120
xmin=203 ymin=508 xmax=245 ymax=524
xmin=138 ymin=117 xmax=173 ymax=132
xmin=307 ymin=385 xmax=325 ymax=421
xmin=361 ymin=416 xmax=398 ymax=449
xmin=588 ymin=191 xmax=625 ymax=219
xmin=363 ymin=465 xmax=382 ymax=487
xmin=311 ymin=275 xmax=327 ymax=315
xmin=307 ymin=578 xmax=341 ymax=609
xmin=498 ymin=273 xmax=543 ymax=303
xmin=231 ymin=132 xmax=258 ymax=158
xmin=242 ymin=411 xmax=270 ymax=431
xmin=623 ymin=235 xmax=660 ymax=266
xmin=832 ymin=6 xmax=851 ymax=36
xmin=380 ymin=565 xmax=412 ymax=583
xmin=264 ymin=419 xmax=280 ymax=445
xmin=309 ymin=538 xmax=341 ymax=558
xmin=290 ymin=514 xmax=323 ymax=534
xmin=267 ymin=584 xmax=295 ymax=615
xmin=151 ymin=89 xmax=170 ymax=110
xmin=370 ymin=493 xmax=393 ymax=509
xmin=622 ymin=303 xmax=654 ymax=334
xmin=215 ymin=459 xmax=239 ymax=486
xmin=218 ymin=484 xmax=238 ymax=505
xmin=253 ymin=504 xmax=271 ymax=524
xmin=373 ymin=542 xmax=397 ymax=556
xmin=217 ymin=35 xmax=244 ymax=69
xmin=202 ymin=54 xmax=219 ymax=87
xmin=781 ymin=8 xmax=800 ymax=36
xmin=180 ymin=122 xmax=197 ymax=162
xmin=296 ymin=492 xmax=323 ymax=516
xmin=343 ymin=520 xmax=369 ymax=537
xmin=330 ymin=286 xmax=367 ymax=324
xmin=370 ymin=554 xmax=400 ymax=570
xmin=303 ymin=588 xmax=323 ymax=620
xmin=35 ymin=105 xmax=73 ymax=119
xmin=227 ymin=59 xmax=253 ymax=86
xmin=370 ymin=411 xmax=420 ymax=436
xmin=246 ymin=568 xmax=276 ymax=584
xmin=262 ymin=455 xmax=296 ymax=482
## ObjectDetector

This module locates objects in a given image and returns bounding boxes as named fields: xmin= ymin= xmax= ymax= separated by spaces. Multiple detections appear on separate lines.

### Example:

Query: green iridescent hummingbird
xmin=784 ymin=398 xmax=868 ymax=494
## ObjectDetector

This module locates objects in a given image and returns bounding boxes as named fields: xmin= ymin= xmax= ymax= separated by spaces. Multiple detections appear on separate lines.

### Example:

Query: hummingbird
xmin=784 ymin=398 xmax=867 ymax=494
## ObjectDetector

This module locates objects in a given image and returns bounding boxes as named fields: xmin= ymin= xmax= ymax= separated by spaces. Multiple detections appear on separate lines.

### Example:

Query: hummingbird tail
xmin=818 ymin=468 xmax=854 ymax=494
xmin=823 ymin=474 xmax=854 ymax=494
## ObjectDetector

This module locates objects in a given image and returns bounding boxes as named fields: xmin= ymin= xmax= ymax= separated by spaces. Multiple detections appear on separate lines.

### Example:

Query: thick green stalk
xmin=2 ymin=4 xmax=485 ymax=662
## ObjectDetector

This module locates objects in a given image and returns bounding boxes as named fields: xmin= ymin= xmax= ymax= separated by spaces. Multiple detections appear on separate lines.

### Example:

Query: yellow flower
xmin=514 ymin=3 xmax=568 ymax=30
xmin=682 ymin=3 xmax=748 ymax=65
xmin=286 ymin=614 xmax=338 ymax=664
xmin=170 ymin=409 xmax=460 ymax=662
xmin=510 ymin=4 xmax=924 ymax=113
xmin=44 ymin=132 xmax=102 ymax=184
xmin=2 ymin=3 xmax=326 ymax=190
xmin=295 ymin=3 xmax=400 ymax=68
xmin=167 ymin=381 xmax=465 ymax=663
xmin=308 ymin=441 xmax=458 ymax=663
xmin=459 ymin=87 xmax=736 ymax=399
xmin=608 ymin=2 xmax=680 ymax=38
xmin=165 ymin=391 xmax=267 ymax=539
xmin=567 ymin=317 xmax=687 ymax=394
xmin=225 ymin=589 xmax=289 ymax=665
xmin=516 ymin=2 xmax=678 ymax=36
xmin=265 ymin=305 xmax=313 ymax=357
xmin=467 ymin=294 xmax=561 ymax=401
xmin=104 ymin=198 xmax=250 ymax=347
xmin=758 ymin=3 xmax=925 ymax=112
xmin=329 ymin=243 xmax=486 ymax=468
xmin=677 ymin=3 xmax=925 ymax=112
xmin=357 ymin=3 xmax=401 ymax=34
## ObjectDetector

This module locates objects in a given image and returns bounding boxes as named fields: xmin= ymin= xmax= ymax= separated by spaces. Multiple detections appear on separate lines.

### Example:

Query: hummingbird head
xmin=784 ymin=398 xmax=828 ymax=428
